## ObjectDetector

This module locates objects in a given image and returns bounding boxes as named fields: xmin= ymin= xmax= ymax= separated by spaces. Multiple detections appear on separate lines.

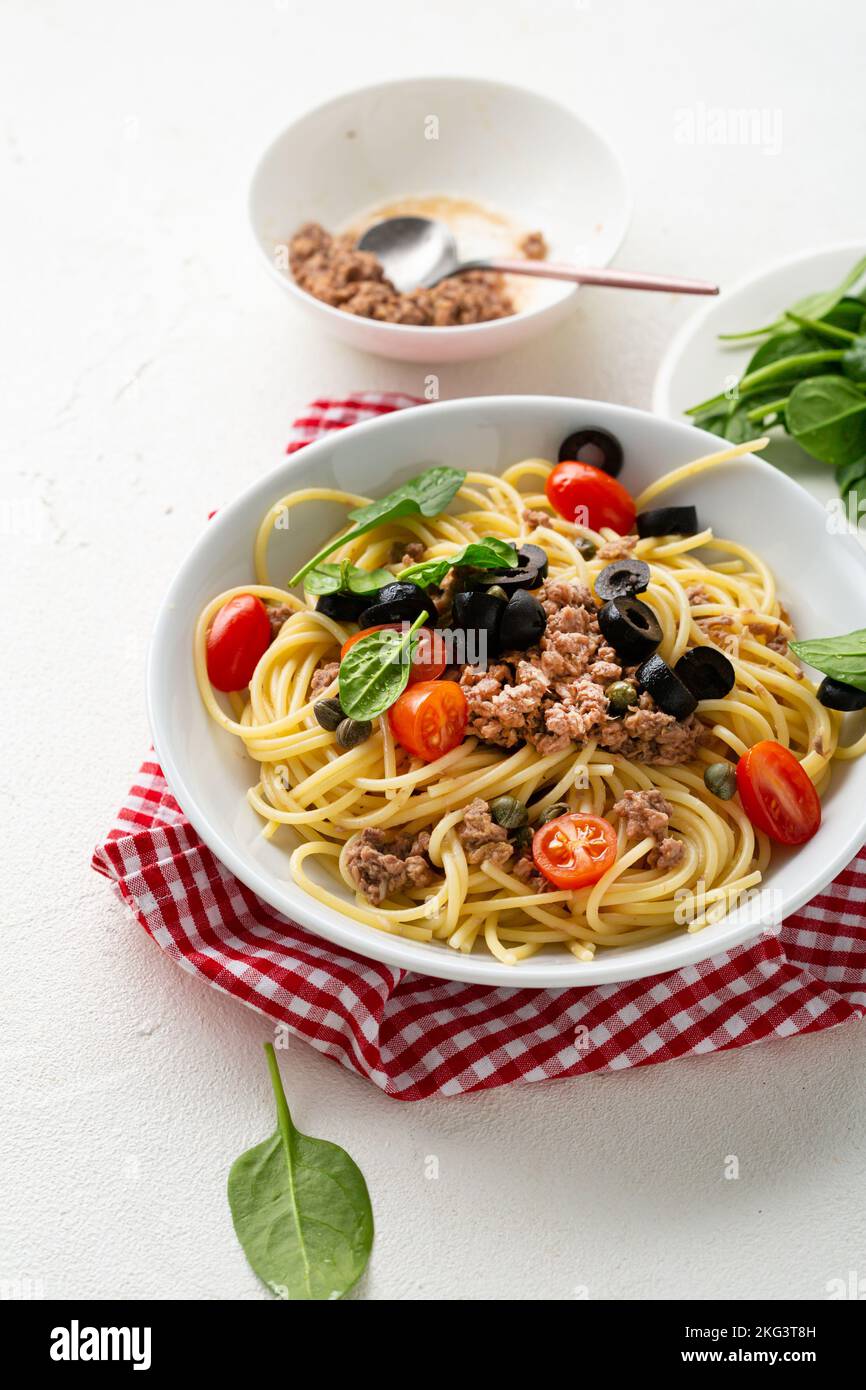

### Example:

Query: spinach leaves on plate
xmin=303 ymin=559 xmax=393 ymax=597
xmin=790 ymin=629 xmax=866 ymax=694
xmin=686 ymin=253 xmax=866 ymax=507
xmin=228 ymin=1044 xmax=373 ymax=1301
xmin=338 ymin=610 xmax=428 ymax=721
xmin=397 ymin=535 xmax=519 ymax=589
xmin=290 ymin=466 xmax=465 ymax=587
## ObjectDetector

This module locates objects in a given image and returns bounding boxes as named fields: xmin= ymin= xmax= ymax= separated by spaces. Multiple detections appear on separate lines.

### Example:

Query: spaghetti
xmin=195 ymin=442 xmax=865 ymax=965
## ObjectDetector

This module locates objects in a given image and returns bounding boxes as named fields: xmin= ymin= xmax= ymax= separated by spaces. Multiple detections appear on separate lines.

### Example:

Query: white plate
xmin=653 ymin=241 xmax=866 ymax=512
xmin=147 ymin=396 xmax=866 ymax=989
xmin=248 ymin=76 xmax=631 ymax=363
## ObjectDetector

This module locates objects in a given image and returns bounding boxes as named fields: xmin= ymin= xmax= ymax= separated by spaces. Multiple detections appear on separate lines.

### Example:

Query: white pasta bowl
xmin=248 ymin=76 xmax=631 ymax=362
xmin=147 ymin=397 xmax=866 ymax=988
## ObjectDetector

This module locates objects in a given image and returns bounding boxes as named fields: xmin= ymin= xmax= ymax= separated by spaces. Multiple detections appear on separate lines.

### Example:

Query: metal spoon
xmin=357 ymin=216 xmax=718 ymax=296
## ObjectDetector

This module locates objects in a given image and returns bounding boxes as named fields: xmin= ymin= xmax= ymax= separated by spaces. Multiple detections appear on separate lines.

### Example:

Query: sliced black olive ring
xmin=637 ymin=653 xmax=698 ymax=719
xmin=675 ymin=646 xmax=736 ymax=700
xmin=473 ymin=544 xmax=549 ymax=596
xmin=594 ymin=558 xmax=650 ymax=601
xmin=558 ymin=427 xmax=624 ymax=477
xmin=315 ymin=591 xmax=368 ymax=623
xmin=357 ymin=580 xmax=429 ymax=628
xmin=597 ymin=596 xmax=663 ymax=663
xmin=636 ymin=505 xmax=699 ymax=539
xmin=818 ymin=676 xmax=866 ymax=711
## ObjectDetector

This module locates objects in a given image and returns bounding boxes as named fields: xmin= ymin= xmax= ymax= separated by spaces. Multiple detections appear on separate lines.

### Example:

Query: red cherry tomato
xmin=735 ymin=739 xmax=821 ymax=845
xmin=341 ymin=624 xmax=447 ymax=685
xmin=545 ymin=460 xmax=636 ymax=534
xmin=206 ymin=594 xmax=271 ymax=692
xmin=532 ymin=813 xmax=618 ymax=889
xmin=388 ymin=680 xmax=467 ymax=762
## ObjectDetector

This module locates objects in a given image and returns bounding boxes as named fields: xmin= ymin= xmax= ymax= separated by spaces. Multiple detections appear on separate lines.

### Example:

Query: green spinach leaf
xmin=719 ymin=254 xmax=866 ymax=340
xmin=397 ymin=536 xmax=519 ymax=588
xmin=790 ymin=629 xmax=866 ymax=693
xmin=304 ymin=560 xmax=392 ymax=597
xmin=338 ymin=611 xmax=427 ymax=720
xmin=228 ymin=1044 xmax=374 ymax=1301
xmin=786 ymin=377 xmax=866 ymax=466
xmin=290 ymin=466 xmax=465 ymax=587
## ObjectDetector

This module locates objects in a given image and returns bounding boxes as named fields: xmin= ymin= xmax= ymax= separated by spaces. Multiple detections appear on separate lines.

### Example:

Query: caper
xmin=313 ymin=696 xmax=345 ymax=731
xmin=576 ymin=538 xmax=597 ymax=559
xmin=512 ymin=824 xmax=533 ymax=854
xmin=485 ymin=584 xmax=509 ymax=603
xmin=537 ymin=801 xmax=570 ymax=825
xmin=704 ymin=762 xmax=737 ymax=800
xmin=605 ymin=680 xmax=639 ymax=715
xmin=490 ymin=794 xmax=528 ymax=830
xmin=336 ymin=717 xmax=373 ymax=750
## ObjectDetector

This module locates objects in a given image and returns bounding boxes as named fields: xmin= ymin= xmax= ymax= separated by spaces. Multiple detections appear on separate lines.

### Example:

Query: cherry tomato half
xmin=735 ymin=739 xmax=821 ymax=845
xmin=341 ymin=624 xmax=447 ymax=685
xmin=545 ymin=460 xmax=636 ymax=534
xmin=388 ymin=680 xmax=468 ymax=762
xmin=532 ymin=813 xmax=618 ymax=889
xmin=206 ymin=594 xmax=271 ymax=692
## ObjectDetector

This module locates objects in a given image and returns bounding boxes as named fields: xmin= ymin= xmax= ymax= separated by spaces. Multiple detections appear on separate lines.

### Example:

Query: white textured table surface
xmin=4 ymin=0 xmax=866 ymax=1302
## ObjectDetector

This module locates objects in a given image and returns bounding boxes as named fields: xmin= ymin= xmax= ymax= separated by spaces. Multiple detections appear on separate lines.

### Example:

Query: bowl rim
xmin=247 ymin=73 xmax=633 ymax=339
xmin=147 ymin=394 xmax=866 ymax=988
xmin=652 ymin=237 xmax=866 ymax=418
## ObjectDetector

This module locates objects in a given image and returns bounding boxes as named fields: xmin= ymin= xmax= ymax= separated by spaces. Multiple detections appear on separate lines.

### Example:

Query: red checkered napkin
xmin=92 ymin=393 xmax=866 ymax=1100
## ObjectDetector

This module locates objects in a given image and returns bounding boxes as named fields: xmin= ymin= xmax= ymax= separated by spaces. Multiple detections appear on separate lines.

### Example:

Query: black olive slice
xmin=637 ymin=654 xmax=698 ymax=719
xmin=818 ymin=676 xmax=866 ymax=711
xmin=594 ymin=558 xmax=650 ymax=601
xmin=558 ymin=428 xmax=623 ymax=477
xmin=315 ymin=591 xmax=367 ymax=622
xmin=499 ymin=590 xmax=546 ymax=651
xmin=357 ymin=581 xmax=429 ymax=628
xmin=451 ymin=590 xmax=507 ymax=660
xmin=636 ymin=505 xmax=699 ymax=538
xmin=473 ymin=545 xmax=549 ymax=595
xmin=452 ymin=589 xmax=507 ymax=633
xmin=675 ymin=646 xmax=736 ymax=700
xmin=597 ymin=596 xmax=663 ymax=662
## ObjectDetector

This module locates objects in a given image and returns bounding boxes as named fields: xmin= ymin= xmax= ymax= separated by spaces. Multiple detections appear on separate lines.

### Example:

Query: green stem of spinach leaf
xmin=686 ymin=350 xmax=845 ymax=417
xmin=784 ymin=312 xmax=858 ymax=344
xmin=745 ymin=396 xmax=790 ymax=423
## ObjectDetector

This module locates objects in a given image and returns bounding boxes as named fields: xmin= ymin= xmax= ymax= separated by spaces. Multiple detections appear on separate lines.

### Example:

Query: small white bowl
xmin=248 ymin=76 xmax=631 ymax=362
xmin=147 ymin=396 xmax=866 ymax=989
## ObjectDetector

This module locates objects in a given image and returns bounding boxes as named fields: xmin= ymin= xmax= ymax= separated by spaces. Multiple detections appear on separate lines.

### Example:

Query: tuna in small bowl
xmin=248 ymin=76 xmax=631 ymax=363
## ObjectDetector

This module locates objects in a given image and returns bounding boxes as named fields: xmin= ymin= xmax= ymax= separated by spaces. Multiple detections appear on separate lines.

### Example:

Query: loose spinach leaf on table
xmin=790 ymin=629 xmax=866 ymax=693
xmin=397 ymin=536 xmax=519 ymax=588
xmin=228 ymin=1044 xmax=374 ymax=1301
xmin=290 ymin=466 xmax=465 ymax=587
xmin=304 ymin=559 xmax=392 ymax=597
xmin=785 ymin=377 xmax=866 ymax=467
xmin=338 ymin=611 xmax=427 ymax=720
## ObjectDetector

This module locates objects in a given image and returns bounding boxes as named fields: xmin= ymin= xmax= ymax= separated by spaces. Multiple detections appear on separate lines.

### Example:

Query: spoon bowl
xmin=359 ymin=214 xmax=718 ymax=297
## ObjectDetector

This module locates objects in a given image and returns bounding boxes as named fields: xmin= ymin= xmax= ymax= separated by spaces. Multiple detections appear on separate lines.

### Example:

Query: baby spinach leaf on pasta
xmin=290 ymin=466 xmax=465 ymax=587
xmin=346 ymin=466 xmax=465 ymax=528
xmin=228 ymin=1044 xmax=373 ymax=1301
xmin=304 ymin=560 xmax=392 ymax=597
xmin=790 ymin=629 xmax=866 ymax=693
xmin=397 ymin=536 xmax=519 ymax=588
xmin=785 ymin=377 xmax=866 ymax=466
xmin=338 ymin=612 xmax=427 ymax=720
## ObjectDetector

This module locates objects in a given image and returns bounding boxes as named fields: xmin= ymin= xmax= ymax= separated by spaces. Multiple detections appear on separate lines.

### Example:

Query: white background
xmin=3 ymin=0 xmax=866 ymax=1301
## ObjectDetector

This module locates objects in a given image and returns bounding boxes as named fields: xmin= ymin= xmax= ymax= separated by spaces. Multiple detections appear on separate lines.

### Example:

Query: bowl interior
xmin=249 ymin=77 xmax=630 ymax=321
xmin=148 ymin=396 xmax=866 ymax=988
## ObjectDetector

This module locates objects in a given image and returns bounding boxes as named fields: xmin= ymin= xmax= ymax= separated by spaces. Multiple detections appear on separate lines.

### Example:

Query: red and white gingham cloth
xmin=92 ymin=392 xmax=866 ymax=1100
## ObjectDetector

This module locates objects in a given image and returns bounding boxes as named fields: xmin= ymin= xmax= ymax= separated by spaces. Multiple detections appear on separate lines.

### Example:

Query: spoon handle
xmin=462 ymin=258 xmax=719 ymax=296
